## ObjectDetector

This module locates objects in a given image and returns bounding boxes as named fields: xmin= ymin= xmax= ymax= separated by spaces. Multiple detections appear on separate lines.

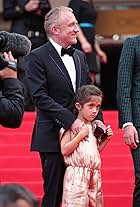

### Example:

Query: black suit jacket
xmin=117 ymin=36 xmax=140 ymax=128
xmin=25 ymin=41 xmax=100 ymax=152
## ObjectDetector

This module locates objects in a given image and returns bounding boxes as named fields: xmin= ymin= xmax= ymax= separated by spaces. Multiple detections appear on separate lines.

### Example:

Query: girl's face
xmin=75 ymin=96 xmax=102 ymax=123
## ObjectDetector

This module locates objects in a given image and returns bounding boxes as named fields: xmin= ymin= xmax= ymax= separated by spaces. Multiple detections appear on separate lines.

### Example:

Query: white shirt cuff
xmin=122 ymin=122 xmax=133 ymax=129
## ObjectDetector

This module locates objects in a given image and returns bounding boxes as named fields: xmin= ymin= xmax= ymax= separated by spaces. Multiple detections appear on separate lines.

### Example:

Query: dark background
xmin=100 ymin=42 xmax=123 ymax=110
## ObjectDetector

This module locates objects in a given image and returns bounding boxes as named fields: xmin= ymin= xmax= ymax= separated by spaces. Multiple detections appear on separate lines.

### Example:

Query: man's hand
xmin=106 ymin=125 xmax=113 ymax=139
xmin=71 ymin=118 xmax=84 ymax=134
xmin=0 ymin=51 xmax=17 ymax=80
xmin=123 ymin=125 xmax=139 ymax=149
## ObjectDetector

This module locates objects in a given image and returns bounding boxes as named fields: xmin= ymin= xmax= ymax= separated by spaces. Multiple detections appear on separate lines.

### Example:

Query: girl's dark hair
xmin=75 ymin=84 xmax=103 ymax=105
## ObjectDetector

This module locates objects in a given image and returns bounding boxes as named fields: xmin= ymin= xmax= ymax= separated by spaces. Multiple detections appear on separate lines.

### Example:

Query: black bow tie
xmin=61 ymin=47 xmax=75 ymax=56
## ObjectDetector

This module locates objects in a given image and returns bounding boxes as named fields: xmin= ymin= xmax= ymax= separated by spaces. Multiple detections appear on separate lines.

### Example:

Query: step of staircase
xmin=0 ymin=111 xmax=134 ymax=207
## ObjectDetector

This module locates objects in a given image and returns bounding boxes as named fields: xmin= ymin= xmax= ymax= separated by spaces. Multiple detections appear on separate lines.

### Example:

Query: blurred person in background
xmin=69 ymin=0 xmax=107 ymax=85
xmin=3 ymin=0 xmax=49 ymax=49
xmin=0 ymin=183 xmax=39 ymax=207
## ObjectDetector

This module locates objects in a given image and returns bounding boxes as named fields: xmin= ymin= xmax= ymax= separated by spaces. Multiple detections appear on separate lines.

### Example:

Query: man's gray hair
xmin=44 ymin=6 xmax=73 ymax=37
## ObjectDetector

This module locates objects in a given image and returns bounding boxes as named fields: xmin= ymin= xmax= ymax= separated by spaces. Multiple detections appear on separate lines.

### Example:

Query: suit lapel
xmin=47 ymin=42 xmax=74 ymax=92
xmin=73 ymin=51 xmax=81 ymax=91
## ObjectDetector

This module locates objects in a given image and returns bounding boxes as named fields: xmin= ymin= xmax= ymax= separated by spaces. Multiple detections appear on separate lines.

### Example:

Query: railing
xmin=93 ymin=0 xmax=140 ymax=10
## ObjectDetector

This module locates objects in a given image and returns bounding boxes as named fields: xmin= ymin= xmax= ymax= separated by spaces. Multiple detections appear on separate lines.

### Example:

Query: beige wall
xmin=0 ymin=0 xmax=11 ymax=31
xmin=96 ymin=9 xmax=140 ymax=35
xmin=0 ymin=0 xmax=2 ymax=12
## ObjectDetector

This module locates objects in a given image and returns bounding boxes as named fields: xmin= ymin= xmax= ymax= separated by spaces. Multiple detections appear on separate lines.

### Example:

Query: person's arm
xmin=117 ymin=37 xmax=135 ymax=127
xmin=0 ymin=52 xmax=24 ymax=128
xmin=76 ymin=27 xmax=92 ymax=53
xmin=94 ymin=40 xmax=107 ymax=64
xmin=98 ymin=125 xmax=113 ymax=152
xmin=98 ymin=137 xmax=111 ymax=152
xmin=61 ymin=125 xmax=89 ymax=156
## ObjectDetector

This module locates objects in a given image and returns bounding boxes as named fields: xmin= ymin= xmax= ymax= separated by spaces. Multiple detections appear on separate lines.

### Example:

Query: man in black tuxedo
xmin=0 ymin=51 xmax=24 ymax=128
xmin=25 ymin=6 xmax=104 ymax=207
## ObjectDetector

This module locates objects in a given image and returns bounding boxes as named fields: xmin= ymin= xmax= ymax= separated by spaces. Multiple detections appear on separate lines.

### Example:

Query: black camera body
xmin=0 ymin=56 xmax=8 ymax=70
xmin=0 ymin=34 xmax=7 ymax=49
xmin=94 ymin=126 xmax=107 ymax=143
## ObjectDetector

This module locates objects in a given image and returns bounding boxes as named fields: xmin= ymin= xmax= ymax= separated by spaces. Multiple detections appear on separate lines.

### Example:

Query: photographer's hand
xmin=0 ymin=51 xmax=17 ymax=79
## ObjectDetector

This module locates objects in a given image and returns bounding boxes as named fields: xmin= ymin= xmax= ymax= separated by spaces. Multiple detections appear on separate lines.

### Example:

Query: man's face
xmin=54 ymin=11 xmax=79 ymax=47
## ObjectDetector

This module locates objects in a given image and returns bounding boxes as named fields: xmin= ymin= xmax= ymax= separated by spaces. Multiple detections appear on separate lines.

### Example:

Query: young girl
xmin=60 ymin=84 xmax=113 ymax=207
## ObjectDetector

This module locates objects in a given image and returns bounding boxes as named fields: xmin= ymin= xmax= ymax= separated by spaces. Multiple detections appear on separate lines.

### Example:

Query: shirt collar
xmin=49 ymin=38 xmax=62 ymax=57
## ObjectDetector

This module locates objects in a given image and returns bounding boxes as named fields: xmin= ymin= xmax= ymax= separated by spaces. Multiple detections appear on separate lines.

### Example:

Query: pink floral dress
xmin=61 ymin=123 xmax=104 ymax=207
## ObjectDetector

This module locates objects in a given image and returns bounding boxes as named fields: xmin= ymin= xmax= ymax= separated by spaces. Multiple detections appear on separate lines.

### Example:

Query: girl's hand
xmin=80 ymin=125 xmax=89 ymax=140
xmin=106 ymin=125 xmax=113 ymax=139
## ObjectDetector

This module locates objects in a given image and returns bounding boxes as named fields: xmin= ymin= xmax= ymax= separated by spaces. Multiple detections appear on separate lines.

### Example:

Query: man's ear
xmin=51 ymin=25 xmax=59 ymax=35
xmin=75 ymin=102 xmax=82 ymax=111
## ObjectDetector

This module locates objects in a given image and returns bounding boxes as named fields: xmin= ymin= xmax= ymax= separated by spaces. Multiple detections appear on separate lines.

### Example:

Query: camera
xmin=94 ymin=126 xmax=107 ymax=143
xmin=0 ymin=55 xmax=8 ymax=70
xmin=0 ymin=34 xmax=7 ymax=49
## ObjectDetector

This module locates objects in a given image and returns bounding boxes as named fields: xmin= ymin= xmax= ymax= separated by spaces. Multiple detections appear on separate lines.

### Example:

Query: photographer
xmin=0 ymin=51 xmax=24 ymax=128
xmin=3 ymin=0 xmax=51 ymax=111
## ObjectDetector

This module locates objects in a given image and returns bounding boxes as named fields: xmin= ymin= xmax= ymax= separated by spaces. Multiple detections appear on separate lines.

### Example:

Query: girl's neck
xmin=77 ymin=114 xmax=91 ymax=125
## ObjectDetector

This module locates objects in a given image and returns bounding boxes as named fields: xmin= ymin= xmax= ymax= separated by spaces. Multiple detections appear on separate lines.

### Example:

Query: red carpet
xmin=0 ymin=111 xmax=134 ymax=206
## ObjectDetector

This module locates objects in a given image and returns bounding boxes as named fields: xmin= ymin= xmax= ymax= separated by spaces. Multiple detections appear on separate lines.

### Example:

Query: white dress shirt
xmin=49 ymin=38 xmax=76 ymax=92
